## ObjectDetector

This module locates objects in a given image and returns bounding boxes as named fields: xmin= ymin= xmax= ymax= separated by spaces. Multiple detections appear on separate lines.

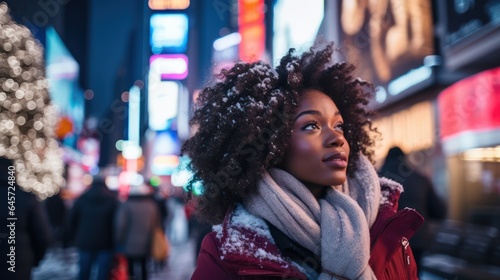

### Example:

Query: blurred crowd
xmin=1 ymin=162 xmax=181 ymax=280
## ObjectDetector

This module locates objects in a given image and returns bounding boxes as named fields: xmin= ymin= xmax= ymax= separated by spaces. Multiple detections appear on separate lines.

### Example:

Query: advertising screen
xmin=338 ymin=0 xmax=435 ymax=109
xmin=150 ymin=13 xmax=189 ymax=53
xmin=148 ymin=81 xmax=180 ymax=131
xmin=45 ymin=26 xmax=84 ymax=147
xmin=150 ymin=54 xmax=188 ymax=80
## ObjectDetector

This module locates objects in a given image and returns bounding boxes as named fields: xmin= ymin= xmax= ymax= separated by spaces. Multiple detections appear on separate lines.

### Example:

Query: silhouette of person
xmin=148 ymin=180 xmax=169 ymax=272
xmin=115 ymin=183 xmax=161 ymax=280
xmin=44 ymin=190 xmax=67 ymax=247
xmin=67 ymin=175 xmax=118 ymax=280
xmin=0 ymin=157 xmax=52 ymax=280
xmin=379 ymin=146 xmax=447 ymax=274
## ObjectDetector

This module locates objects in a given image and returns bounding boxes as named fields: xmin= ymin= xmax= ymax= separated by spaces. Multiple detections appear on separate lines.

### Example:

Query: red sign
xmin=438 ymin=67 xmax=500 ymax=140
xmin=238 ymin=0 xmax=265 ymax=62
xmin=238 ymin=0 xmax=264 ymax=26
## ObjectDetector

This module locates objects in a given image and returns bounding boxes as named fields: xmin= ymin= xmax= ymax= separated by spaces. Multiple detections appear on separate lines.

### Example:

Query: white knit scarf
xmin=244 ymin=155 xmax=381 ymax=280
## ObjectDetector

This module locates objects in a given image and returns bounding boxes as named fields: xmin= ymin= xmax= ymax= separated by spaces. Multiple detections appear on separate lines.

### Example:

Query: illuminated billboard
xmin=150 ymin=54 xmax=188 ymax=80
xmin=438 ymin=67 xmax=500 ymax=155
xmin=148 ymin=81 xmax=180 ymax=131
xmin=150 ymin=13 xmax=189 ymax=53
xmin=149 ymin=0 xmax=190 ymax=10
xmin=150 ymin=130 xmax=181 ymax=175
xmin=45 ymin=26 xmax=84 ymax=146
xmin=238 ymin=0 xmax=265 ymax=62
xmin=338 ymin=0 xmax=435 ymax=108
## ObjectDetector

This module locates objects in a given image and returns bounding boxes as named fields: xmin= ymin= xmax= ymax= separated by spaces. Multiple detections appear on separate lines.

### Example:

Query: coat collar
xmin=379 ymin=177 xmax=404 ymax=211
xmin=213 ymin=204 xmax=307 ymax=279
xmin=211 ymin=178 xmax=410 ymax=279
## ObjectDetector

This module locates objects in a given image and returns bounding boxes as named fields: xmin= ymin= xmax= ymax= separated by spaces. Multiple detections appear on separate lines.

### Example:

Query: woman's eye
xmin=335 ymin=123 xmax=344 ymax=132
xmin=302 ymin=122 xmax=320 ymax=130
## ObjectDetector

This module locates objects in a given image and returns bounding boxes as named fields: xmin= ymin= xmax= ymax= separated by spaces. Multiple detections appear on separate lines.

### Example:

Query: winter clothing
xmin=192 ymin=155 xmax=423 ymax=279
xmin=369 ymin=177 xmax=422 ymax=279
xmin=114 ymin=192 xmax=161 ymax=279
xmin=67 ymin=180 xmax=118 ymax=280
xmin=192 ymin=205 xmax=306 ymax=280
xmin=114 ymin=194 xmax=160 ymax=257
xmin=244 ymin=155 xmax=380 ymax=279
xmin=68 ymin=181 xmax=118 ymax=252
xmin=0 ymin=158 xmax=52 ymax=280
xmin=44 ymin=192 xmax=67 ymax=246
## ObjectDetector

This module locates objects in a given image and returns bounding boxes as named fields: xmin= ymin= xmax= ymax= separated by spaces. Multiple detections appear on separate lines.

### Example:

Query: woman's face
xmin=283 ymin=89 xmax=350 ymax=197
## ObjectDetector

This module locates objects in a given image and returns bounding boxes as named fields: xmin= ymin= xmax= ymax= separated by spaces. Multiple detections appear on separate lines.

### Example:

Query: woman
xmin=184 ymin=42 xmax=423 ymax=279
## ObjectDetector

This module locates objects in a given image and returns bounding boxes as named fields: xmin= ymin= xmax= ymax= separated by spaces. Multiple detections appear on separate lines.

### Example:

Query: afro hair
xmin=182 ymin=42 xmax=377 ymax=224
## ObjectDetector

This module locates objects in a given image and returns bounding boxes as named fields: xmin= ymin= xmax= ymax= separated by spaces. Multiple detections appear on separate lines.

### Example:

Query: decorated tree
xmin=0 ymin=3 xmax=64 ymax=198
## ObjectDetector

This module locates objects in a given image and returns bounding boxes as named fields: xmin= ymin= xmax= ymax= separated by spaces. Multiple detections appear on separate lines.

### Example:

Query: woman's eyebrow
xmin=294 ymin=110 xmax=341 ymax=121
xmin=294 ymin=110 xmax=321 ymax=121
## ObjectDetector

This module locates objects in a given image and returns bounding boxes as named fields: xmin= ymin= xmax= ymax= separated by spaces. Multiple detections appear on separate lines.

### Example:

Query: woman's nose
xmin=325 ymin=129 xmax=345 ymax=147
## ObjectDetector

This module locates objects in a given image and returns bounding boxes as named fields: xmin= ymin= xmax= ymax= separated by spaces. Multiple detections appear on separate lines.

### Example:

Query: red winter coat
xmin=369 ymin=178 xmax=423 ymax=279
xmin=191 ymin=178 xmax=423 ymax=280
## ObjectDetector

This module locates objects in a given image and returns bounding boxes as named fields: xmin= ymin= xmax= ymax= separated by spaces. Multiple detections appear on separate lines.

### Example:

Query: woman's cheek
xmin=292 ymin=138 xmax=315 ymax=156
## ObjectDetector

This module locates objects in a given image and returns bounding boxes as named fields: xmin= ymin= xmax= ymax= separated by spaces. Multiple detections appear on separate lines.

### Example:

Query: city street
xmin=32 ymin=238 xmax=196 ymax=280
xmin=2 ymin=1 xmax=500 ymax=279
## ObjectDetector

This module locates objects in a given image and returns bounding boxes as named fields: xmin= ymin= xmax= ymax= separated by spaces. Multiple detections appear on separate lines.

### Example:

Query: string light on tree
xmin=0 ymin=3 xmax=64 ymax=198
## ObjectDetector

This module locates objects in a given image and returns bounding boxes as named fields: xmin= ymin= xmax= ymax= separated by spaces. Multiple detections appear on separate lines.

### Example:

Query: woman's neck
xmin=304 ymin=183 xmax=328 ymax=200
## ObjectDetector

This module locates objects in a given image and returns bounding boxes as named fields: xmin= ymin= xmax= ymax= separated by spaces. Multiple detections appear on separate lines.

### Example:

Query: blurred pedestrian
xmin=44 ymin=190 xmax=67 ymax=248
xmin=67 ymin=175 xmax=118 ymax=280
xmin=379 ymin=146 xmax=447 ymax=274
xmin=0 ymin=157 xmax=52 ymax=280
xmin=149 ymin=181 xmax=168 ymax=231
xmin=115 ymin=183 xmax=161 ymax=280
xmin=185 ymin=41 xmax=423 ymax=279
xmin=148 ymin=180 xmax=169 ymax=271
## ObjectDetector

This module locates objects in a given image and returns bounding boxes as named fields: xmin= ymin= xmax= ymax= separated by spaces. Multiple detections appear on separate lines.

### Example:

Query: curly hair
xmin=182 ymin=42 xmax=377 ymax=224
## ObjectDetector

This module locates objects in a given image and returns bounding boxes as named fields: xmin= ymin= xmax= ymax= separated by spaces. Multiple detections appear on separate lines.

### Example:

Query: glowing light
xmin=122 ymin=141 xmax=142 ymax=160
xmin=183 ymin=180 xmax=204 ymax=196
xmin=372 ymin=101 xmax=435 ymax=162
xmin=84 ymin=89 xmax=94 ymax=100
xmin=150 ymin=54 xmax=188 ymax=80
xmin=150 ymin=13 xmax=188 ymax=53
xmin=83 ymin=174 xmax=93 ymax=186
xmin=149 ymin=176 xmax=162 ymax=187
xmin=463 ymin=146 xmax=500 ymax=162
xmin=388 ymin=65 xmax=432 ymax=96
xmin=213 ymin=33 xmax=241 ymax=51
xmin=119 ymin=171 xmax=144 ymax=187
xmin=0 ymin=3 xmax=64 ymax=199
xmin=115 ymin=139 xmax=124 ymax=151
xmin=375 ymin=86 xmax=387 ymax=103
xmin=121 ymin=91 xmax=129 ymax=102
xmin=134 ymin=80 xmax=144 ymax=89
xmin=149 ymin=0 xmax=190 ymax=10
xmin=105 ymin=175 xmax=119 ymax=190
xmin=148 ymin=81 xmax=179 ymax=131
xmin=151 ymin=155 xmax=180 ymax=175
xmin=128 ymin=86 xmax=141 ymax=146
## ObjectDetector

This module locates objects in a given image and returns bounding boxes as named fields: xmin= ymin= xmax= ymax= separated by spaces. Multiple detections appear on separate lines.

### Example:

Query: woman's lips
xmin=322 ymin=153 xmax=348 ymax=168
